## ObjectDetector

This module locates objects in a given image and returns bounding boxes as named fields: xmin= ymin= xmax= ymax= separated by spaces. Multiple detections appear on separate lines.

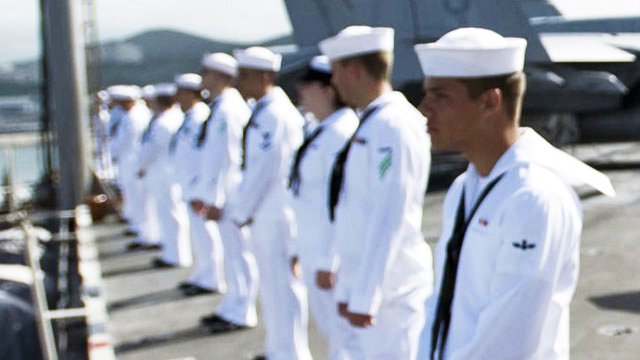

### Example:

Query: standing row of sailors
xmin=91 ymin=25 xmax=615 ymax=359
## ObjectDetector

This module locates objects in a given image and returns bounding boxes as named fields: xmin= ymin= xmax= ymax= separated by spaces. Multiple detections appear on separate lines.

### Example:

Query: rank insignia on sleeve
xmin=512 ymin=239 xmax=536 ymax=251
xmin=377 ymin=147 xmax=392 ymax=179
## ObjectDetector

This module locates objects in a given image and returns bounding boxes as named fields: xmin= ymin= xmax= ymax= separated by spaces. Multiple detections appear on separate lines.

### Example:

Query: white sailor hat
xmin=153 ymin=83 xmax=177 ymax=97
xmin=300 ymin=55 xmax=332 ymax=83
xmin=174 ymin=73 xmax=203 ymax=91
xmin=201 ymin=52 xmax=238 ymax=77
xmin=107 ymin=85 xmax=141 ymax=101
xmin=233 ymin=46 xmax=282 ymax=72
xmin=310 ymin=55 xmax=331 ymax=74
xmin=141 ymin=85 xmax=156 ymax=100
xmin=96 ymin=90 xmax=110 ymax=103
xmin=414 ymin=27 xmax=527 ymax=78
xmin=319 ymin=26 xmax=395 ymax=62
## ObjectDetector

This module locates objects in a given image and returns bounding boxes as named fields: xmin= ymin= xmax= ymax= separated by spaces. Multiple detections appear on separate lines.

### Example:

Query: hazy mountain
xmin=0 ymin=29 xmax=295 ymax=95
xmin=99 ymin=29 xmax=295 ymax=87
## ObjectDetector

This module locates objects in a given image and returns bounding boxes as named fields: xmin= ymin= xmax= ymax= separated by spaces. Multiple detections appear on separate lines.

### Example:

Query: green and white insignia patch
xmin=377 ymin=147 xmax=392 ymax=179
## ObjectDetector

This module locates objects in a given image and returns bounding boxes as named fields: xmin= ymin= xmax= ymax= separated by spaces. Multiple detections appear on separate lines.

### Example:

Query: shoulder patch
xmin=512 ymin=239 xmax=536 ymax=251
xmin=377 ymin=147 xmax=392 ymax=179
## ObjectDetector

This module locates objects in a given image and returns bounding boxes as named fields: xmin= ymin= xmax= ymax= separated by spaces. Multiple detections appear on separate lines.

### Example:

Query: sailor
xmin=289 ymin=55 xmax=358 ymax=359
xmin=91 ymin=90 xmax=115 ymax=181
xmin=170 ymin=73 xmax=222 ymax=295
xmin=189 ymin=53 xmax=259 ymax=331
xmin=107 ymin=85 xmax=150 ymax=238
xmin=226 ymin=46 xmax=312 ymax=359
xmin=141 ymin=85 xmax=158 ymax=112
xmin=319 ymin=26 xmax=433 ymax=359
xmin=136 ymin=83 xmax=193 ymax=268
xmin=414 ymin=28 xmax=616 ymax=359
xmin=133 ymin=85 xmax=163 ymax=250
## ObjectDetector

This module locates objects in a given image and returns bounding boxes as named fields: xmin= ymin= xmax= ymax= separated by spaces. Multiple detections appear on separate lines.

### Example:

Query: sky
xmin=0 ymin=0 xmax=639 ymax=63
xmin=0 ymin=0 xmax=293 ymax=63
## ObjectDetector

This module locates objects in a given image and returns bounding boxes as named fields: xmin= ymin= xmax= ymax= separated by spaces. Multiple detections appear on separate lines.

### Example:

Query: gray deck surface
xmin=97 ymin=142 xmax=640 ymax=360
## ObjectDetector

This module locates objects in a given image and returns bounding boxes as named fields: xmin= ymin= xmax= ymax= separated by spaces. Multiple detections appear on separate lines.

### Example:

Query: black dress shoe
xmin=200 ymin=313 xmax=224 ymax=325
xmin=125 ymin=241 xmax=144 ymax=251
xmin=151 ymin=257 xmax=176 ymax=268
xmin=182 ymin=284 xmax=216 ymax=296
xmin=141 ymin=243 xmax=162 ymax=251
xmin=123 ymin=229 xmax=138 ymax=236
xmin=252 ymin=355 xmax=266 ymax=360
xmin=205 ymin=317 xmax=249 ymax=334
xmin=178 ymin=282 xmax=193 ymax=290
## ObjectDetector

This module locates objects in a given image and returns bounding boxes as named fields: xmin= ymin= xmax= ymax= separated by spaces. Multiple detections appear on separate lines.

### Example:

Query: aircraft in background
xmin=279 ymin=0 xmax=640 ymax=145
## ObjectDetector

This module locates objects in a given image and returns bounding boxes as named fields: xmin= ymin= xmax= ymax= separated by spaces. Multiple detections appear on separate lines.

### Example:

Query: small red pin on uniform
xmin=479 ymin=219 xmax=488 ymax=226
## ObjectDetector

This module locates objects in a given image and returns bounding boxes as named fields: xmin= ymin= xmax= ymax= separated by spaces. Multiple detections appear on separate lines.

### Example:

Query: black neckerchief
xmin=195 ymin=98 xmax=222 ymax=148
xmin=327 ymin=105 xmax=380 ymax=222
xmin=169 ymin=115 xmax=190 ymax=154
xmin=240 ymin=101 xmax=267 ymax=171
xmin=141 ymin=113 xmax=158 ymax=144
xmin=430 ymin=173 xmax=506 ymax=360
xmin=109 ymin=116 xmax=122 ymax=137
xmin=288 ymin=125 xmax=325 ymax=196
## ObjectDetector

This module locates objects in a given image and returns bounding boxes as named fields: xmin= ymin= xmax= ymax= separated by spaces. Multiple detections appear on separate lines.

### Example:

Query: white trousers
xmin=339 ymin=284 xmax=430 ymax=360
xmin=186 ymin=207 xmax=226 ymax=291
xmin=300 ymin=260 xmax=347 ymax=360
xmin=213 ymin=217 xmax=259 ymax=326
xmin=118 ymin=162 xmax=143 ymax=232
xmin=151 ymin=178 xmax=192 ymax=266
xmin=138 ymin=180 xmax=160 ymax=245
xmin=250 ymin=213 xmax=312 ymax=360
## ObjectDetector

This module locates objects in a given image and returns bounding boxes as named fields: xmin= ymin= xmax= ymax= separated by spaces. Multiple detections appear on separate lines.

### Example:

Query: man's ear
xmin=482 ymin=88 xmax=503 ymax=115
xmin=346 ymin=60 xmax=361 ymax=82
xmin=260 ymin=71 xmax=271 ymax=85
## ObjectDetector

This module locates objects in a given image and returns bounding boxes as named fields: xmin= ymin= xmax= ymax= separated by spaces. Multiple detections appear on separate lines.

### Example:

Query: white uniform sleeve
xmin=447 ymin=190 xmax=579 ymax=359
xmin=346 ymin=127 xmax=408 ymax=315
xmin=230 ymin=114 xmax=282 ymax=224
xmin=109 ymin=120 xmax=132 ymax=160
xmin=189 ymin=114 xmax=231 ymax=205
xmin=137 ymin=124 xmax=172 ymax=172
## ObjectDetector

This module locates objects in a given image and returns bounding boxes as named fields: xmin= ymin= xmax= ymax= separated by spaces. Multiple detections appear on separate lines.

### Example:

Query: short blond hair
xmin=457 ymin=72 xmax=526 ymax=121
xmin=341 ymin=51 xmax=393 ymax=81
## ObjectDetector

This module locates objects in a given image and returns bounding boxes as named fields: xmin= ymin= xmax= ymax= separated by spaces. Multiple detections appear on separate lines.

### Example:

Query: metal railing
xmin=0 ymin=207 xmax=115 ymax=360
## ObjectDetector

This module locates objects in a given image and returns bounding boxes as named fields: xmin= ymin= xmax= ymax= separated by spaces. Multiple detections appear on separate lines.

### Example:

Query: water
xmin=0 ymin=144 xmax=46 ymax=184
xmin=0 ymin=144 xmax=46 ymax=206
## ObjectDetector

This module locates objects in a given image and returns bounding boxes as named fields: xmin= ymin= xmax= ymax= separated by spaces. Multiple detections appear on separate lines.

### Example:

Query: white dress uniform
xmin=420 ymin=128 xmax=614 ymax=360
xmin=170 ymin=100 xmax=223 ymax=288
xmin=332 ymin=91 xmax=433 ymax=359
xmin=138 ymin=105 xmax=192 ymax=266
xmin=93 ymin=103 xmax=115 ymax=180
xmin=187 ymin=87 xmax=259 ymax=326
xmin=290 ymin=107 xmax=358 ymax=359
xmin=107 ymin=104 xmax=127 ymax=204
xmin=109 ymin=102 xmax=150 ymax=232
xmin=229 ymin=86 xmax=312 ymax=359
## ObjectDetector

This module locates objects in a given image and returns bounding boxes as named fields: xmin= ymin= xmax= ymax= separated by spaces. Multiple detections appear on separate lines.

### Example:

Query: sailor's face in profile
xmin=235 ymin=68 xmax=263 ymax=100
xmin=297 ymin=80 xmax=332 ymax=118
xmin=419 ymin=77 xmax=484 ymax=152
xmin=175 ymin=88 xmax=193 ymax=111
xmin=330 ymin=60 xmax=356 ymax=108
